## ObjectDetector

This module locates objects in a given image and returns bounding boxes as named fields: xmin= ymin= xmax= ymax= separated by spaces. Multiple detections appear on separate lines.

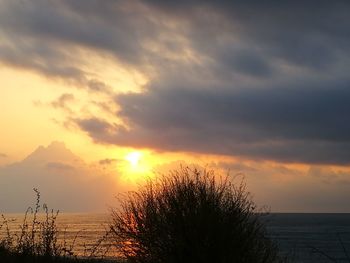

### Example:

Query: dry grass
xmin=0 ymin=189 xmax=116 ymax=263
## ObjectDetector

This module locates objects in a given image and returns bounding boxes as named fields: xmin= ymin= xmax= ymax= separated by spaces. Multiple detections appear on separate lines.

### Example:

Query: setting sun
xmin=121 ymin=151 xmax=153 ymax=183
xmin=125 ymin=151 xmax=142 ymax=168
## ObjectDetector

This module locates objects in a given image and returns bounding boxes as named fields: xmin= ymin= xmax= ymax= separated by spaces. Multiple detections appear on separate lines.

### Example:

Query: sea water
xmin=1 ymin=213 xmax=350 ymax=262
xmin=266 ymin=213 xmax=350 ymax=263
xmin=0 ymin=213 xmax=113 ymax=258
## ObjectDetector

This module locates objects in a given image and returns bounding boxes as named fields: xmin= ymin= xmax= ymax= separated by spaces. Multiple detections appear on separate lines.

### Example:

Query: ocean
xmin=266 ymin=213 xmax=350 ymax=263
xmin=0 ymin=213 xmax=113 ymax=258
xmin=1 ymin=213 xmax=350 ymax=262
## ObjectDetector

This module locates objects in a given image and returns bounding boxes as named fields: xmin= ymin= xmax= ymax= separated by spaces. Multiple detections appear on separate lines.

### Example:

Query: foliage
xmin=110 ymin=167 xmax=283 ymax=263
xmin=0 ymin=189 xmax=68 ymax=258
xmin=0 ymin=189 xmax=112 ymax=262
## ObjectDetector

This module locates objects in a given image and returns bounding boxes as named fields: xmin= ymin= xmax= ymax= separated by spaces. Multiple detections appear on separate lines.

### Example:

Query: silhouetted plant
xmin=0 ymin=189 xmax=117 ymax=263
xmin=0 ymin=189 xmax=76 ymax=261
xmin=110 ymin=167 xmax=284 ymax=263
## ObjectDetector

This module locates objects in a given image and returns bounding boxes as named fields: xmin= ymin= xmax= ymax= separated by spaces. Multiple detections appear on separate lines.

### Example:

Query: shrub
xmin=0 ymin=189 xmax=119 ymax=263
xmin=110 ymin=167 xmax=283 ymax=263
xmin=0 ymin=189 xmax=74 ymax=261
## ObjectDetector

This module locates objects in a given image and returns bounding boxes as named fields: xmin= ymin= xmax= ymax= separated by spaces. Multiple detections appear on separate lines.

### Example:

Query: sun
xmin=125 ymin=151 xmax=142 ymax=168
xmin=122 ymin=151 xmax=154 ymax=183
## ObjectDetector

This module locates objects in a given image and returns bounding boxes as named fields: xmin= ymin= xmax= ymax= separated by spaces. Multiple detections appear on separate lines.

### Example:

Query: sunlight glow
xmin=125 ymin=152 xmax=142 ymax=168
xmin=121 ymin=151 xmax=155 ymax=184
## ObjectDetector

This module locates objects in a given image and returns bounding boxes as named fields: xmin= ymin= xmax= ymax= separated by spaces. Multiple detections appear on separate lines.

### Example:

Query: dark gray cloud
xmin=0 ymin=1 xmax=182 ymax=82
xmin=0 ymin=0 xmax=152 ymax=91
xmin=2 ymin=0 xmax=350 ymax=72
xmin=221 ymin=50 xmax=272 ymax=78
xmin=2 ymin=0 xmax=350 ymax=164
xmin=1 ymin=0 xmax=349 ymax=81
xmin=145 ymin=0 xmax=350 ymax=72
xmin=75 ymin=78 xmax=350 ymax=164
xmin=77 ymin=118 xmax=116 ymax=138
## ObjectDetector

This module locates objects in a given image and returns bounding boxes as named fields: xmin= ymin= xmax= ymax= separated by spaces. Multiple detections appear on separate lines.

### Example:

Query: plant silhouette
xmin=110 ymin=167 xmax=283 ymax=263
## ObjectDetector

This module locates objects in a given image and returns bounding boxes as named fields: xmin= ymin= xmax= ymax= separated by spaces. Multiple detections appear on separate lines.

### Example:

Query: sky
xmin=1 ymin=0 xmax=350 ymax=212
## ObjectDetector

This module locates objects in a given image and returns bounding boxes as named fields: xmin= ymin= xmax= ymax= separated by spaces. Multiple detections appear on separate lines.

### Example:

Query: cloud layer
xmin=77 ymin=81 xmax=350 ymax=164
xmin=1 ymin=0 xmax=350 ymax=164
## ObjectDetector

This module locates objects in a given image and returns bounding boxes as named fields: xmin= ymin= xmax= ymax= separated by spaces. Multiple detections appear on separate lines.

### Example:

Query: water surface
xmin=2 ymin=213 xmax=350 ymax=262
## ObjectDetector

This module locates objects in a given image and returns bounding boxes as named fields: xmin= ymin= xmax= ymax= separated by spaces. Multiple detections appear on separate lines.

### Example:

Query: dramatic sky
xmin=1 ymin=0 xmax=350 ymax=212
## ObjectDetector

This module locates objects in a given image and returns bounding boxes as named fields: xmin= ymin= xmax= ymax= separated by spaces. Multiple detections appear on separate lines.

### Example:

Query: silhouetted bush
xmin=110 ymin=167 xmax=283 ymax=263
xmin=0 ymin=189 xmax=114 ymax=263
xmin=0 ymin=189 xmax=68 ymax=260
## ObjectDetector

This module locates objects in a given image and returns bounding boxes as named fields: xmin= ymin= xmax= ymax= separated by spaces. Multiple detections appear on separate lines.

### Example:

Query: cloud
xmin=76 ymin=118 xmax=116 ymax=139
xmin=99 ymin=158 xmax=118 ymax=166
xmin=75 ymin=79 xmax=350 ymax=164
xmin=0 ymin=0 xmax=142 ymax=92
xmin=51 ymin=93 xmax=75 ymax=112
xmin=144 ymin=0 xmax=350 ymax=72
xmin=151 ymin=159 xmax=350 ymax=212
xmin=211 ymin=160 xmax=350 ymax=212
xmin=2 ymin=0 xmax=350 ymax=79
xmin=2 ymin=0 xmax=350 ymax=165
xmin=0 ymin=0 xmax=174 ymax=87
xmin=0 ymin=153 xmax=7 ymax=158
xmin=46 ymin=161 xmax=75 ymax=171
